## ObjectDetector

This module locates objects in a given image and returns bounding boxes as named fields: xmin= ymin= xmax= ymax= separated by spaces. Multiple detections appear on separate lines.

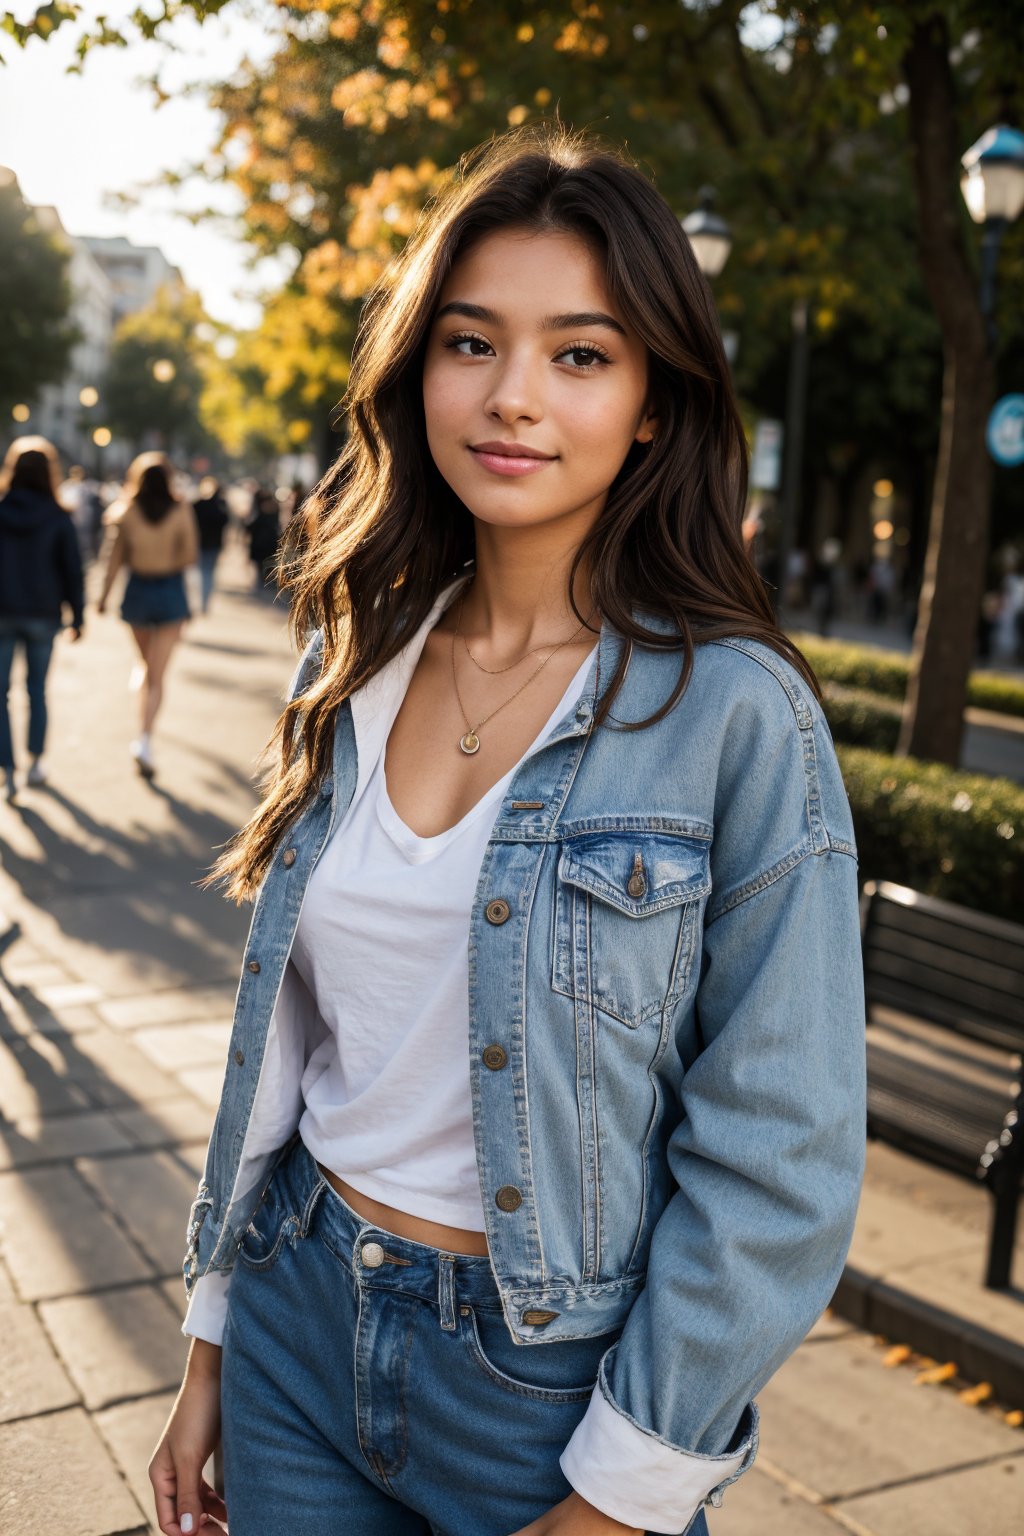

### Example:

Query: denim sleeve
xmin=562 ymin=841 xmax=866 ymax=1533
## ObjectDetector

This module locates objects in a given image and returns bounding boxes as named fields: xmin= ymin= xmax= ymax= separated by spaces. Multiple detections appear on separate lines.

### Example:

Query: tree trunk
xmin=897 ymin=13 xmax=996 ymax=765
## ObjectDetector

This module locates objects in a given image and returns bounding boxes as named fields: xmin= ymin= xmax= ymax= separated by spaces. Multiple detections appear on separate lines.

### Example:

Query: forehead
xmin=436 ymin=228 xmax=618 ymax=317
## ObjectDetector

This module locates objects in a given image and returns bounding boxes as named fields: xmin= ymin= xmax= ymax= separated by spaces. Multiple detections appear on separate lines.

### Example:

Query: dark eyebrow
xmin=434 ymin=301 xmax=628 ymax=338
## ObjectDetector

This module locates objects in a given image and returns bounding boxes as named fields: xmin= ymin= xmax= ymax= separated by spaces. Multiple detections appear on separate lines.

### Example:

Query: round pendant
xmin=459 ymin=731 xmax=481 ymax=755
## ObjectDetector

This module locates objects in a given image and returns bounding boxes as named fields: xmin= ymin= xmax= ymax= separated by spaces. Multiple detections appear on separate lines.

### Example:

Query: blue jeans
xmin=0 ymin=618 xmax=58 ymax=768
xmin=221 ymin=1140 xmax=710 ymax=1535
xmin=198 ymin=549 xmax=219 ymax=613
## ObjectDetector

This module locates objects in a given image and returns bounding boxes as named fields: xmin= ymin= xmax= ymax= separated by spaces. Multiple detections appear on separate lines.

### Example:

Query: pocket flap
xmin=558 ymin=832 xmax=711 ymax=917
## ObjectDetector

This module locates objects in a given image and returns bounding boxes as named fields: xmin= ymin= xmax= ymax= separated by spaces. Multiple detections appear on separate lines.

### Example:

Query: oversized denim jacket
xmin=182 ymin=594 xmax=866 ymax=1534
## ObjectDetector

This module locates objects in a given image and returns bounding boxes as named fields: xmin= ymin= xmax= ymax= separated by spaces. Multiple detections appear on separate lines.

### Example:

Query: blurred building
xmin=83 ymin=235 xmax=181 ymax=328
xmin=7 ymin=178 xmax=182 ymax=470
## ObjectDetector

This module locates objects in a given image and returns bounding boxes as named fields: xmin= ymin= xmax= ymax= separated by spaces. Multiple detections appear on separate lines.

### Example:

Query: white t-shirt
xmin=294 ymin=631 xmax=596 ymax=1230
xmin=183 ymin=582 xmax=597 ymax=1344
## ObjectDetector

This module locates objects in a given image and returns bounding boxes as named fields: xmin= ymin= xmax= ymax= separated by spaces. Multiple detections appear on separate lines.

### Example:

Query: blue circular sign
xmin=987 ymin=394 xmax=1024 ymax=466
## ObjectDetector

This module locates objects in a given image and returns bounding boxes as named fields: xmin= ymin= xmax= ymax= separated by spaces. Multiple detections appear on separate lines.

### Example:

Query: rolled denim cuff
xmin=181 ymin=1269 xmax=232 ymax=1346
xmin=559 ymin=1369 xmax=758 ymax=1535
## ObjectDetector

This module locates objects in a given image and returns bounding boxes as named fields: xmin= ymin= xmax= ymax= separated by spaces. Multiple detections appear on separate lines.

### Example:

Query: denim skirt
xmin=121 ymin=571 xmax=190 ymax=626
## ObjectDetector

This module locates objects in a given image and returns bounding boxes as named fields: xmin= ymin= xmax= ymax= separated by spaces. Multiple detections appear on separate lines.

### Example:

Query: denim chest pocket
xmin=552 ymin=830 xmax=711 ymax=1027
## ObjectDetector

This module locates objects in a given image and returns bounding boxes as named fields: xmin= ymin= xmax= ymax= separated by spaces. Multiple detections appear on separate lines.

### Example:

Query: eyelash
xmin=441 ymin=330 xmax=612 ymax=373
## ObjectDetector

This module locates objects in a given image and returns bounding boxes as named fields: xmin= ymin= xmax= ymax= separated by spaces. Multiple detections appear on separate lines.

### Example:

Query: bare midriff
xmin=317 ymin=1162 xmax=490 ymax=1256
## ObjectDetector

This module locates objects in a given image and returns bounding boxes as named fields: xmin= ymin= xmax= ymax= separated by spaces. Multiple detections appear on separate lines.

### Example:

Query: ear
xmin=634 ymin=405 xmax=658 ymax=446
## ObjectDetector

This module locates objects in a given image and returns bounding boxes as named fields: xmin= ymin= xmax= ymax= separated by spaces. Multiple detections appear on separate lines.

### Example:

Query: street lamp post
xmin=960 ymin=125 xmax=1024 ymax=350
xmin=681 ymin=186 xmax=733 ymax=278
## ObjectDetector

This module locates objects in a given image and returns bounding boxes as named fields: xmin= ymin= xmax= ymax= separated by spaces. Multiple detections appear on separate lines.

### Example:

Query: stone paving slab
xmin=0 ymin=1164 xmax=153 ymax=1300
xmin=134 ymin=1020 xmax=232 ymax=1073
xmin=39 ymin=1283 xmax=187 ymax=1411
xmin=77 ymin=1149 xmax=199 ymax=1277
xmin=62 ymin=1028 xmax=189 ymax=1109
xmin=96 ymin=1391 xmax=175 ymax=1532
xmin=161 ymin=1277 xmax=186 ymax=1320
xmin=839 ymin=1453 xmax=1024 ymax=1535
xmin=0 ymin=1107 xmax=134 ymax=1171
xmin=0 ymin=1298 xmax=79 ymax=1424
xmin=0 ymin=1030 xmax=94 ymax=1119
xmin=178 ymin=1062 xmax=229 ymax=1106
xmin=0 ymin=1406 xmax=148 ymax=1535
xmin=713 ymin=1467 xmax=852 ymax=1535
xmin=98 ymin=984 xmax=237 ymax=1033
xmin=757 ymin=1332 xmax=1023 ymax=1501
xmin=111 ymin=1095 xmax=215 ymax=1151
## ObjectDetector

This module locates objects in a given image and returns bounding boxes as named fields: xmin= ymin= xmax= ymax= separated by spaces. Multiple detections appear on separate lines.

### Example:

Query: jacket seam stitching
xmin=706 ymin=843 xmax=856 ymax=925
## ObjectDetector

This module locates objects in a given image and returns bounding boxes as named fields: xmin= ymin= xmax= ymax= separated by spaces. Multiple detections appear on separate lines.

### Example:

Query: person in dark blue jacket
xmin=0 ymin=436 xmax=84 ymax=799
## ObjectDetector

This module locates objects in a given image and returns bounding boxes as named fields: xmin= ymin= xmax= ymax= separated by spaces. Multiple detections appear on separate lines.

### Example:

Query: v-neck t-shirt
xmin=293 ymin=600 xmax=596 ymax=1231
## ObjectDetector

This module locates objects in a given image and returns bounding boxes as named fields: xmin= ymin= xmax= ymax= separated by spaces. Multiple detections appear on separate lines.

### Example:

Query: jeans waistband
xmin=287 ymin=1138 xmax=504 ymax=1312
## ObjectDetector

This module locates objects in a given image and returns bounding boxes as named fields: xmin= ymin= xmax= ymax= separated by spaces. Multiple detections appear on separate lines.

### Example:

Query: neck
xmin=456 ymin=521 xmax=597 ymax=652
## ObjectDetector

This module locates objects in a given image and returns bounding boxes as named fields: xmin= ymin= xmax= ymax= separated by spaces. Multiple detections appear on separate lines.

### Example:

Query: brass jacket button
xmin=485 ymin=898 xmax=511 ymax=926
xmin=627 ymin=852 xmax=647 ymax=899
xmin=282 ymin=847 xmax=297 ymax=867
xmin=234 ymin=1049 xmax=245 ymax=1066
xmin=482 ymin=1044 xmax=508 ymax=1071
xmin=495 ymin=1185 xmax=522 ymax=1212
xmin=522 ymin=1309 xmax=560 ymax=1326
xmin=247 ymin=960 xmax=261 ymax=974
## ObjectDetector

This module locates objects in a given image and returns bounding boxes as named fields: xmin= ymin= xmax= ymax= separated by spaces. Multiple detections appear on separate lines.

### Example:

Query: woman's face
xmin=422 ymin=227 xmax=655 ymax=539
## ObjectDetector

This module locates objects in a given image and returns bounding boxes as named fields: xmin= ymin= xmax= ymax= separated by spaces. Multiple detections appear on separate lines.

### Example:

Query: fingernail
xmin=181 ymin=1516 xmax=194 ymax=1533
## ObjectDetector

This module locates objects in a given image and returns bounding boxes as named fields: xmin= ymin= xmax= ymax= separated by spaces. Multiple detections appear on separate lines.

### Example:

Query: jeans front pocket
xmin=552 ymin=828 xmax=711 ymax=1028
xmin=236 ymin=1172 xmax=297 ymax=1273
xmin=463 ymin=1305 xmax=613 ymax=1403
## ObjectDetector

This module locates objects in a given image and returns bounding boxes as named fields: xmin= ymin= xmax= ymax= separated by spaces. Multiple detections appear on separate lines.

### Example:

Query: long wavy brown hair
xmin=212 ymin=123 xmax=819 ymax=901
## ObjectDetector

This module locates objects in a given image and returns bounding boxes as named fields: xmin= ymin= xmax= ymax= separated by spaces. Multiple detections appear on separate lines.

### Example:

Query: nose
xmin=483 ymin=349 xmax=542 ymax=426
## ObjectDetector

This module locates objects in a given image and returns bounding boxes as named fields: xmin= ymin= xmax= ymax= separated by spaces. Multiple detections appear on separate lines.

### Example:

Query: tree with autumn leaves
xmin=5 ymin=0 xmax=1023 ymax=766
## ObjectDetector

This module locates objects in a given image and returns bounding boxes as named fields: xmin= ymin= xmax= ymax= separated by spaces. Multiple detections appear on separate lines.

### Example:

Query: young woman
xmin=0 ymin=436 xmax=84 ymax=798
xmin=153 ymin=126 xmax=865 ymax=1536
xmin=97 ymin=452 xmax=199 ymax=779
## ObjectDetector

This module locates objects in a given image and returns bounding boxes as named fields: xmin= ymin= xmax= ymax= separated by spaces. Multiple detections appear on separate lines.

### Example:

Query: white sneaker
xmin=130 ymin=738 xmax=156 ymax=780
xmin=27 ymin=759 xmax=47 ymax=787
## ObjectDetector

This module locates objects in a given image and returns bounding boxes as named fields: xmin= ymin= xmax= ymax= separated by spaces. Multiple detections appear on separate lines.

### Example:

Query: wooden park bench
xmin=860 ymin=880 xmax=1024 ymax=1290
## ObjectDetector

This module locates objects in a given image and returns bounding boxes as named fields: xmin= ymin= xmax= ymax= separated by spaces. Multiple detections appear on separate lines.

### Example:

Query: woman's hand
xmin=508 ymin=1491 xmax=644 ymax=1536
xmin=149 ymin=1338 xmax=228 ymax=1535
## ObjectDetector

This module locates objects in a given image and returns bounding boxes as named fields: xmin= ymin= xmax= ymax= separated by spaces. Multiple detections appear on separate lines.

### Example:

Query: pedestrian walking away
xmin=193 ymin=475 xmax=231 ymax=614
xmin=96 ymin=451 xmax=199 ymax=780
xmin=0 ymin=436 xmax=84 ymax=800
xmin=152 ymin=126 xmax=866 ymax=1536
xmin=245 ymin=485 xmax=282 ymax=593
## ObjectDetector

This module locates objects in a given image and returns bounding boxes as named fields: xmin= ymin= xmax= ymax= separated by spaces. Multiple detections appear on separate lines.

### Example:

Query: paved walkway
xmin=0 ymin=550 xmax=1020 ymax=1534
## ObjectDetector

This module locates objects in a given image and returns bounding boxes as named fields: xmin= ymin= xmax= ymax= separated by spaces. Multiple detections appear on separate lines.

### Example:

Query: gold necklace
xmin=451 ymin=593 xmax=594 ymax=755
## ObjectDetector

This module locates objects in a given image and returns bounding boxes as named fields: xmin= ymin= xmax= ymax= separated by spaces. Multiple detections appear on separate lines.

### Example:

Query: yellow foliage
xmin=957 ymin=1383 xmax=993 ymax=1407
xmin=507 ymin=104 xmax=530 ymax=127
xmin=882 ymin=1344 xmax=911 ymax=1368
xmin=1005 ymin=1409 xmax=1023 ymax=1427
xmin=517 ymin=23 xmax=534 ymax=42
xmin=535 ymin=87 xmax=552 ymax=106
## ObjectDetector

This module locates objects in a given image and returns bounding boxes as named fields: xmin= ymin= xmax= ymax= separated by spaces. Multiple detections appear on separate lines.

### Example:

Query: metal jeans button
xmin=360 ymin=1241 xmax=385 ymax=1268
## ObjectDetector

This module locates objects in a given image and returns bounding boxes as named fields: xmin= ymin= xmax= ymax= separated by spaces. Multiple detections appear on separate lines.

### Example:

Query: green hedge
xmin=822 ymin=684 xmax=901 ymax=753
xmin=791 ymin=632 xmax=1024 ymax=720
xmin=837 ymin=744 xmax=1024 ymax=924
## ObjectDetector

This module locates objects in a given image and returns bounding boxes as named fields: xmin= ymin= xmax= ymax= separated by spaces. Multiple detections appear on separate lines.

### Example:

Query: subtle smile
xmin=468 ymin=443 xmax=558 ymax=477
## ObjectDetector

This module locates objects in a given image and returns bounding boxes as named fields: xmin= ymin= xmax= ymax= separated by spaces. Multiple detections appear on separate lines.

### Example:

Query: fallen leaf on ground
xmin=958 ymin=1382 xmax=992 ymax=1406
xmin=915 ymin=1362 xmax=957 ymax=1386
xmin=883 ymin=1345 xmax=911 ymax=1368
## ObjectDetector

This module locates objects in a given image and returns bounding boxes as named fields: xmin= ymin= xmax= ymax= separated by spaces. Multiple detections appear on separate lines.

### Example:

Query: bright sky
xmin=0 ymin=0 xmax=291 ymax=328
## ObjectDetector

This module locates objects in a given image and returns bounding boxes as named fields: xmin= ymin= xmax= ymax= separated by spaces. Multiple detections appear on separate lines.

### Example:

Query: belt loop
xmin=438 ymin=1254 xmax=457 ymax=1331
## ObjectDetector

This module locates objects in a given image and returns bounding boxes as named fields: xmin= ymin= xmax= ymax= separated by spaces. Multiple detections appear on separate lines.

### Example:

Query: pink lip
xmin=468 ymin=443 xmax=557 ymax=477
